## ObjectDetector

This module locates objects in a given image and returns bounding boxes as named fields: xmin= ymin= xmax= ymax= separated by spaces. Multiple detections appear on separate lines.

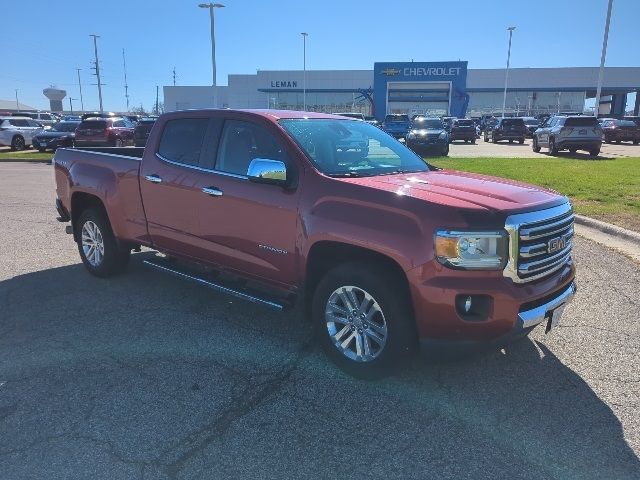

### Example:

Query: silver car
xmin=0 ymin=117 xmax=44 ymax=150
xmin=532 ymin=115 xmax=602 ymax=157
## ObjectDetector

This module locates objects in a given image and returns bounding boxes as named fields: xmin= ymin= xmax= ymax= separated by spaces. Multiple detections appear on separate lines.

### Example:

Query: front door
xmin=194 ymin=118 xmax=301 ymax=287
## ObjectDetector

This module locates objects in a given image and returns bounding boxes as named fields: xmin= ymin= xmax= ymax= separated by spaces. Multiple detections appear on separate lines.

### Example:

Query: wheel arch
xmin=304 ymin=241 xmax=413 ymax=320
xmin=70 ymin=192 xmax=110 ymax=243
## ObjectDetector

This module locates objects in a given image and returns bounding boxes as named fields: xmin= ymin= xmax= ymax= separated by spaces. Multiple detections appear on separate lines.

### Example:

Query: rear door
xmin=139 ymin=116 xmax=219 ymax=255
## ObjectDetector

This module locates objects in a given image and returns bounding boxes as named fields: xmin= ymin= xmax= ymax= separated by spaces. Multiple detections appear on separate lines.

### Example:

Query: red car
xmin=53 ymin=109 xmax=576 ymax=376
xmin=601 ymin=119 xmax=640 ymax=144
xmin=74 ymin=116 xmax=135 ymax=147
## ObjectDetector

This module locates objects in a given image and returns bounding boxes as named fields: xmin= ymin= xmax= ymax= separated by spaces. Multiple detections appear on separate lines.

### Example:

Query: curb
xmin=574 ymin=215 xmax=640 ymax=245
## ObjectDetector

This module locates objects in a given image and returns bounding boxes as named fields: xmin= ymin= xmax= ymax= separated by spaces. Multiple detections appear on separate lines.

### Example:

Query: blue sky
xmin=2 ymin=0 xmax=639 ymax=112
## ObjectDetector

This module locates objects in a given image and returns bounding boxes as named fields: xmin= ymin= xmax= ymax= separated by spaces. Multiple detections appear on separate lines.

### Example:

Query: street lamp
xmin=69 ymin=97 xmax=77 ymax=114
xmin=199 ymin=2 xmax=225 ymax=107
xmin=301 ymin=32 xmax=308 ymax=111
xmin=594 ymin=0 xmax=614 ymax=117
xmin=501 ymin=26 xmax=516 ymax=118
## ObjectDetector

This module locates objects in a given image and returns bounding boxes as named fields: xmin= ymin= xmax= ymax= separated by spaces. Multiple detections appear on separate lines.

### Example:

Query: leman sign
xmin=270 ymin=80 xmax=298 ymax=88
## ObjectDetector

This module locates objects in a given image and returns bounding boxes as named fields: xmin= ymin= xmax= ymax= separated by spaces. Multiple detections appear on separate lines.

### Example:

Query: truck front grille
xmin=504 ymin=203 xmax=574 ymax=283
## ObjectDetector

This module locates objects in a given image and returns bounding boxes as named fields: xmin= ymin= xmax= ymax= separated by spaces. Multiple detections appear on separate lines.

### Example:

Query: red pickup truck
xmin=54 ymin=109 xmax=576 ymax=376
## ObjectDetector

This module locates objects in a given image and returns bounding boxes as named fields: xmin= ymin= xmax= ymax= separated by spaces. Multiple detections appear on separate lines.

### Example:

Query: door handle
xmin=202 ymin=186 xmax=223 ymax=197
xmin=145 ymin=174 xmax=162 ymax=184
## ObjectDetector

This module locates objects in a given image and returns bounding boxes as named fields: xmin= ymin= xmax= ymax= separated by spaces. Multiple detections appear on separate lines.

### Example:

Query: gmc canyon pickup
xmin=54 ymin=109 xmax=576 ymax=376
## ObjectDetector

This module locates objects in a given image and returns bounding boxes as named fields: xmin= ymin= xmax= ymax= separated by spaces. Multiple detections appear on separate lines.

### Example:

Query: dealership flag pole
xmin=594 ymin=0 xmax=613 ymax=117
xmin=502 ymin=26 xmax=516 ymax=119
xmin=301 ymin=32 xmax=308 ymax=111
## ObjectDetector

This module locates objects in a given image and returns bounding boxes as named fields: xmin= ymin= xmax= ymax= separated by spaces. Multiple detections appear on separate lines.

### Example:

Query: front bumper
xmin=408 ymin=259 xmax=576 ymax=343
xmin=450 ymin=132 xmax=475 ymax=141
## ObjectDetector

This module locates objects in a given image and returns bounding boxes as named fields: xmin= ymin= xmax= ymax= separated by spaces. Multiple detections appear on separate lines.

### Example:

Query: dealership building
xmin=164 ymin=62 xmax=640 ymax=120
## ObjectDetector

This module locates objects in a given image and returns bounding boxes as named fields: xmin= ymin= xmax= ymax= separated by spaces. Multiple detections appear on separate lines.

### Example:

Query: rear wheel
xmin=471 ymin=138 xmax=476 ymax=144
xmin=492 ymin=135 xmax=498 ymax=144
xmin=37 ymin=148 xmax=46 ymax=153
xmin=312 ymin=263 xmax=416 ymax=378
xmin=76 ymin=208 xmax=130 ymax=277
xmin=569 ymin=148 xmax=577 ymax=154
xmin=549 ymin=137 xmax=558 ymax=154
xmin=518 ymin=138 xmax=524 ymax=144
xmin=589 ymin=148 xmax=600 ymax=157
xmin=442 ymin=143 xmax=449 ymax=156
xmin=532 ymin=136 xmax=541 ymax=152
xmin=10 ymin=135 xmax=25 ymax=151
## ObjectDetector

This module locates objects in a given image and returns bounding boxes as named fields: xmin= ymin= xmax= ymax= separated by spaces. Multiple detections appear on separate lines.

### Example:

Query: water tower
xmin=43 ymin=88 xmax=67 ymax=112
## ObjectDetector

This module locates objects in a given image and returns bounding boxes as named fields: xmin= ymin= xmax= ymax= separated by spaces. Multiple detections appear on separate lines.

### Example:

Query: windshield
xmin=411 ymin=119 xmax=443 ymax=129
xmin=51 ymin=122 xmax=79 ymax=132
xmin=454 ymin=120 xmax=474 ymax=127
xmin=384 ymin=115 xmax=410 ymax=123
xmin=280 ymin=119 xmax=431 ymax=177
xmin=501 ymin=119 xmax=524 ymax=126
xmin=615 ymin=120 xmax=637 ymax=127
xmin=523 ymin=119 xmax=539 ymax=126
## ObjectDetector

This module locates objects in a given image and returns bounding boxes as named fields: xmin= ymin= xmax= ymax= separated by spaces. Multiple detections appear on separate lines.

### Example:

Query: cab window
xmin=157 ymin=118 xmax=209 ymax=167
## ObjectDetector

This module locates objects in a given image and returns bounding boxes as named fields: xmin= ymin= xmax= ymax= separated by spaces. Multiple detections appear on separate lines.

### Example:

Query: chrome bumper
xmin=518 ymin=281 xmax=577 ymax=329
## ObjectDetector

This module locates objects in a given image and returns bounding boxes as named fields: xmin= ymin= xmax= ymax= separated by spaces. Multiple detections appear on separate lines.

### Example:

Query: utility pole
xmin=173 ymin=66 xmax=177 ymax=86
xmin=594 ymin=0 xmax=614 ymax=117
xmin=122 ymin=48 xmax=130 ymax=112
xmin=198 ymin=3 xmax=225 ymax=108
xmin=69 ymin=98 xmax=76 ymax=114
xmin=155 ymin=86 xmax=159 ymax=114
xmin=15 ymin=89 xmax=19 ymax=110
xmin=90 ymin=34 xmax=104 ymax=113
xmin=76 ymin=68 xmax=84 ymax=112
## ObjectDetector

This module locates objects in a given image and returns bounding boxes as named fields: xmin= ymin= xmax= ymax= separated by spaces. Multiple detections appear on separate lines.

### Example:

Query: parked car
xmin=405 ymin=117 xmax=449 ymax=156
xmin=441 ymin=116 xmax=456 ymax=132
xmin=600 ymin=119 xmax=640 ymax=144
xmin=382 ymin=114 xmax=411 ymax=139
xmin=81 ymin=112 xmax=118 ymax=120
xmin=74 ymin=117 xmax=135 ymax=147
xmin=11 ymin=111 xmax=58 ymax=127
xmin=521 ymin=117 xmax=540 ymax=138
xmin=623 ymin=116 xmax=640 ymax=127
xmin=448 ymin=118 xmax=476 ymax=143
xmin=484 ymin=118 xmax=526 ymax=144
xmin=334 ymin=113 xmax=365 ymax=121
xmin=133 ymin=117 xmax=158 ymax=147
xmin=533 ymin=115 xmax=602 ymax=156
xmin=63 ymin=115 xmax=82 ymax=122
xmin=125 ymin=115 xmax=142 ymax=124
xmin=53 ymin=109 xmax=576 ymax=376
xmin=32 ymin=121 xmax=80 ymax=151
xmin=0 ymin=116 xmax=44 ymax=150
xmin=364 ymin=116 xmax=381 ymax=128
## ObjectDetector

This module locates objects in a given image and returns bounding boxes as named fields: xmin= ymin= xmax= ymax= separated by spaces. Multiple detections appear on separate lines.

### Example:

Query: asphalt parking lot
xmin=1 ymin=162 xmax=639 ymax=480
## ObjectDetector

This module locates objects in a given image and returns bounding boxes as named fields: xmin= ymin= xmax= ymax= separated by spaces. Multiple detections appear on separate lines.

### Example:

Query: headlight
xmin=439 ymin=132 xmax=447 ymax=139
xmin=435 ymin=230 xmax=507 ymax=270
xmin=407 ymin=132 xmax=416 ymax=139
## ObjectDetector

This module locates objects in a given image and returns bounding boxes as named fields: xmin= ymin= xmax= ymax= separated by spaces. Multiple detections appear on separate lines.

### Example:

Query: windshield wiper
xmin=326 ymin=171 xmax=365 ymax=178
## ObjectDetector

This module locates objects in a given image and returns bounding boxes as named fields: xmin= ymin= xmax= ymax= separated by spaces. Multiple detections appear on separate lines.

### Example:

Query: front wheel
xmin=589 ymin=148 xmax=600 ymax=157
xmin=441 ymin=144 xmax=449 ymax=156
xmin=549 ymin=137 xmax=558 ymax=155
xmin=518 ymin=138 xmax=524 ymax=144
xmin=10 ymin=135 xmax=25 ymax=151
xmin=312 ymin=263 xmax=416 ymax=378
xmin=532 ymin=136 xmax=541 ymax=152
xmin=37 ymin=148 xmax=46 ymax=153
xmin=76 ymin=208 xmax=130 ymax=277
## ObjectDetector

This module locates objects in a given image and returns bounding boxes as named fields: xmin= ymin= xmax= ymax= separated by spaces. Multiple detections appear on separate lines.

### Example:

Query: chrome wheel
xmin=81 ymin=220 xmax=104 ymax=266
xmin=325 ymin=286 xmax=388 ymax=363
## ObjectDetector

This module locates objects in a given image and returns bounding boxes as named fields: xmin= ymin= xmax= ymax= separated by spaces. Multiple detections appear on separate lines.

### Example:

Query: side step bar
xmin=143 ymin=258 xmax=287 ymax=311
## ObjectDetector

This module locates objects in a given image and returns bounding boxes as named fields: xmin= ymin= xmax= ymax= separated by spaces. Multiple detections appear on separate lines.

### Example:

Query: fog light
xmin=464 ymin=296 xmax=472 ymax=313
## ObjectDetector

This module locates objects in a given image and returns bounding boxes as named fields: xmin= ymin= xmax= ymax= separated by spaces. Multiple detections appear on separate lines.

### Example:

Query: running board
xmin=142 ymin=259 xmax=287 ymax=311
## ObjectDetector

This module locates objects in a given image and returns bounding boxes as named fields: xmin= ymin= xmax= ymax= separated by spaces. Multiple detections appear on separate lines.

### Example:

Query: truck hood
xmin=336 ymin=169 xmax=565 ymax=212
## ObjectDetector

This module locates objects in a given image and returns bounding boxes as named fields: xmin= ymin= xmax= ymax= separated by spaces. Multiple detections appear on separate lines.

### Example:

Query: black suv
xmin=484 ymin=118 xmax=526 ymax=144
xmin=405 ymin=117 xmax=449 ymax=156
xmin=449 ymin=118 xmax=476 ymax=143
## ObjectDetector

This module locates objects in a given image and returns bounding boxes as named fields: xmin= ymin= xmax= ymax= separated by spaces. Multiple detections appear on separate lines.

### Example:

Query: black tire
xmin=492 ymin=135 xmax=498 ymax=144
xmin=508 ymin=139 xmax=513 ymax=144
xmin=312 ymin=262 xmax=417 ymax=378
xmin=442 ymin=143 xmax=449 ymax=156
xmin=569 ymin=148 xmax=577 ymax=154
xmin=37 ymin=148 xmax=46 ymax=153
xmin=471 ymin=138 xmax=476 ymax=144
xmin=634 ymin=141 xmax=639 ymax=145
xmin=616 ymin=140 xmax=621 ymax=144
xmin=518 ymin=138 xmax=524 ymax=144
xmin=76 ymin=208 xmax=130 ymax=277
xmin=10 ymin=135 xmax=25 ymax=151
xmin=484 ymin=133 xmax=488 ymax=142
xmin=589 ymin=149 xmax=600 ymax=157
xmin=604 ymin=137 xmax=612 ymax=144
xmin=549 ymin=137 xmax=558 ymax=155
xmin=532 ymin=136 xmax=541 ymax=152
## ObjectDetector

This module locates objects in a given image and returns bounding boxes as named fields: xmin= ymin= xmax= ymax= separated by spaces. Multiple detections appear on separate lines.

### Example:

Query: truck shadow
xmin=1 ymin=255 xmax=638 ymax=479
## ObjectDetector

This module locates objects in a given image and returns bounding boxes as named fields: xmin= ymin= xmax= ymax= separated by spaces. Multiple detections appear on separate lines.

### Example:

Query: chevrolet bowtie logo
xmin=380 ymin=68 xmax=400 ymax=76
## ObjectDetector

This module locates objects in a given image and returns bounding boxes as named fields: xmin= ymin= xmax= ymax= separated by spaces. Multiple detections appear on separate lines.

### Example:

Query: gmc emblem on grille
xmin=548 ymin=236 xmax=566 ymax=254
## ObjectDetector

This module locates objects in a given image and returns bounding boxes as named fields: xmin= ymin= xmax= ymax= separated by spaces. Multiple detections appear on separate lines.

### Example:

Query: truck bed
xmin=53 ymin=147 xmax=149 ymax=245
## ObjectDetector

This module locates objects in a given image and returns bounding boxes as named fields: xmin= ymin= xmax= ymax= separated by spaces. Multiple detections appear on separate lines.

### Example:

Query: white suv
xmin=11 ymin=111 xmax=58 ymax=127
xmin=0 ymin=117 xmax=44 ymax=150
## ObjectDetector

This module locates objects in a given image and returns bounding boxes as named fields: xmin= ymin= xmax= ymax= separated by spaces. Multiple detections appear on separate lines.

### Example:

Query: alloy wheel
xmin=81 ymin=220 xmax=105 ymax=266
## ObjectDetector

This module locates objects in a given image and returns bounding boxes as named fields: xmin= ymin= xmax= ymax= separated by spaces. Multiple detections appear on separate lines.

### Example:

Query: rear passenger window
xmin=10 ymin=119 xmax=28 ymax=127
xmin=158 ymin=119 xmax=209 ymax=166
xmin=216 ymin=120 xmax=288 ymax=176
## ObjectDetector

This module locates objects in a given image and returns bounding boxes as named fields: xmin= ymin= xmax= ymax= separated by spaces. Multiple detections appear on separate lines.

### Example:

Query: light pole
xmin=199 ymin=3 xmax=225 ymax=108
xmin=90 ymin=34 xmax=104 ymax=113
xmin=15 ymin=89 xmax=19 ymax=110
xmin=69 ymin=98 xmax=77 ymax=114
xmin=301 ymin=32 xmax=308 ymax=111
xmin=594 ymin=0 xmax=614 ymax=117
xmin=501 ymin=26 xmax=516 ymax=118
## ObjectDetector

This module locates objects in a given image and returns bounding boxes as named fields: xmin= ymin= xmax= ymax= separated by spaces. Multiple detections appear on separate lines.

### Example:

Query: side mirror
xmin=247 ymin=158 xmax=287 ymax=186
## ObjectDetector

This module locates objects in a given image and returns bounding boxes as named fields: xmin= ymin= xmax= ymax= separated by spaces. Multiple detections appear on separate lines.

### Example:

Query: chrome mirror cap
xmin=247 ymin=158 xmax=287 ymax=184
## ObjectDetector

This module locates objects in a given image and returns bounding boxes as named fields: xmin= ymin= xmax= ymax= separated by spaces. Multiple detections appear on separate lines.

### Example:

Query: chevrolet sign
xmin=380 ymin=68 xmax=400 ymax=76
